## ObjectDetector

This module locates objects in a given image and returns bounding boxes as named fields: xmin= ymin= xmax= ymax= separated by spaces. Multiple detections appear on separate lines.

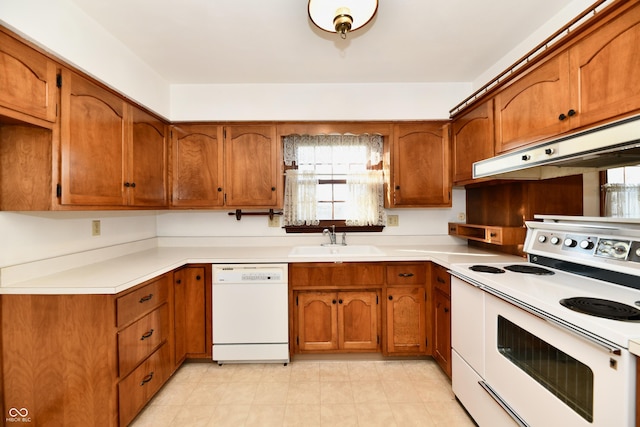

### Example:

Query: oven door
xmin=484 ymin=292 xmax=635 ymax=427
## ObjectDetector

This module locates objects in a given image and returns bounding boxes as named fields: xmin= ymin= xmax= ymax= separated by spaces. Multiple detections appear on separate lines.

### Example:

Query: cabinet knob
xmin=388 ymin=295 xmax=393 ymax=301
xmin=124 ymin=182 xmax=130 ymax=187
xmin=444 ymin=308 xmax=449 ymax=313
xmin=217 ymin=187 xmax=222 ymax=192
xmin=130 ymin=182 xmax=136 ymax=188
xmin=395 ymin=185 xmax=400 ymax=190
xmin=271 ymin=187 xmax=276 ymax=191
xmin=338 ymin=299 xmax=343 ymax=304
xmin=332 ymin=299 xmax=337 ymax=304
xmin=196 ymin=275 xmax=201 ymax=280
xmin=437 ymin=277 xmax=445 ymax=284
xmin=176 ymin=279 xmax=182 ymax=284
xmin=490 ymin=232 xmax=497 ymax=237
xmin=567 ymin=109 xmax=576 ymax=117
xmin=558 ymin=113 xmax=567 ymax=121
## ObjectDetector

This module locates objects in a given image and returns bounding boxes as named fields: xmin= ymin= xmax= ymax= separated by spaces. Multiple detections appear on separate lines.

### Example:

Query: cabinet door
xmin=569 ymin=2 xmax=640 ymax=128
xmin=60 ymin=69 xmax=127 ymax=206
xmin=433 ymin=288 xmax=451 ymax=377
xmin=128 ymin=106 xmax=168 ymax=207
xmin=494 ymin=52 xmax=572 ymax=153
xmin=171 ymin=124 xmax=224 ymax=207
xmin=0 ymin=30 xmax=57 ymax=123
xmin=296 ymin=292 xmax=339 ymax=352
xmin=224 ymin=125 xmax=279 ymax=207
xmin=391 ymin=122 xmax=451 ymax=207
xmin=385 ymin=287 xmax=426 ymax=354
xmin=174 ymin=266 xmax=208 ymax=363
xmin=338 ymin=291 xmax=379 ymax=351
xmin=452 ymin=100 xmax=495 ymax=184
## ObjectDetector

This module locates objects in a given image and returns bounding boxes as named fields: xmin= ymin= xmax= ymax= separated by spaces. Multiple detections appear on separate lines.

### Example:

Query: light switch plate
xmin=387 ymin=215 xmax=399 ymax=226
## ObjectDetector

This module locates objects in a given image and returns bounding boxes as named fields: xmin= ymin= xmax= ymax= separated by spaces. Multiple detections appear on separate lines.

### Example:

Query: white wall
xmin=0 ymin=0 xmax=171 ymax=118
xmin=170 ymin=82 xmax=471 ymax=121
xmin=0 ymin=211 xmax=157 ymax=268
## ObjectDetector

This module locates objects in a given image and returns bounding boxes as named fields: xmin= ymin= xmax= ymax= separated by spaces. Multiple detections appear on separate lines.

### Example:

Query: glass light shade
xmin=308 ymin=0 xmax=378 ymax=35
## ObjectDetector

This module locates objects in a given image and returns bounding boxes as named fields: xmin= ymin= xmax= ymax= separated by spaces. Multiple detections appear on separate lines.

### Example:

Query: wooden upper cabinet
xmin=60 ymin=69 xmax=127 ymax=206
xmin=128 ymin=106 xmax=168 ymax=207
xmin=0 ymin=30 xmax=57 ymax=124
xmin=390 ymin=122 xmax=451 ymax=207
xmin=494 ymin=52 xmax=572 ymax=153
xmin=569 ymin=1 xmax=640 ymax=129
xmin=452 ymin=99 xmax=495 ymax=184
xmin=224 ymin=125 xmax=279 ymax=208
xmin=171 ymin=124 xmax=224 ymax=208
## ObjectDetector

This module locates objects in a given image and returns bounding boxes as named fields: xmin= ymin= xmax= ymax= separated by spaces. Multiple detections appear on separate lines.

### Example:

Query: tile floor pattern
xmin=130 ymin=359 xmax=476 ymax=427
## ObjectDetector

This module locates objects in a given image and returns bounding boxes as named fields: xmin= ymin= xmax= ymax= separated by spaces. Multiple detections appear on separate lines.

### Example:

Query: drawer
xmin=118 ymin=304 xmax=169 ymax=377
xmin=117 ymin=275 xmax=169 ymax=327
xmin=433 ymin=264 xmax=451 ymax=295
xmin=118 ymin=343 xmax=171 ymax=427
xmin=386 ymin=263 xmax=427 ymax=285
xmin=289 ymin=263 xmax=384 ymax=288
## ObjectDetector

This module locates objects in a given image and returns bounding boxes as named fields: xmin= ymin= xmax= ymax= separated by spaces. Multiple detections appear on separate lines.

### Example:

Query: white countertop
xmin=0 ymin=243 xmax=521 ymax=295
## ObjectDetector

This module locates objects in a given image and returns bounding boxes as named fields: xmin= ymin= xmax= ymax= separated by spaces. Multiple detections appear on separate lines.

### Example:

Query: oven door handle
xmin=484 ymin=285 xmax=624 ymax=356
xmin=478 ymin=380 xmax=529 ymax=427
xmin=449 ymin=272 xmax=624 ymax=355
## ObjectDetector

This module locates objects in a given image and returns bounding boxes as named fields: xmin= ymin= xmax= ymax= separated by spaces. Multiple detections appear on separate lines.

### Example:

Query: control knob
xmin=537 ymin=235 xmax=547 ymax=243
xmin=564 ymin=238 xmax=577 ymax=247
xmin=550 ymin=236 xmax=561 ymax=245
xmin=579 ymin=240 xmax=594 ymax=250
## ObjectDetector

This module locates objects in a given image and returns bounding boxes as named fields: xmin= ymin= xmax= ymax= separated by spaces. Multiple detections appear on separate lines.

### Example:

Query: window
xmin=603 ymin=166 xmax=640 ymax=217
xmin=283 ymin=134 xmax=385 ymax=230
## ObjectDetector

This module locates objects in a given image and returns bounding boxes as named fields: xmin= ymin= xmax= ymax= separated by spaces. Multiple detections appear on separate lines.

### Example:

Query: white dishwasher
xmin=212 ymin=264 xmax=289 ymax=364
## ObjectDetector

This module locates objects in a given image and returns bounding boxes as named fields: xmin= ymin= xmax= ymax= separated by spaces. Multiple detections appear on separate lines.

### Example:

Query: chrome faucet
xmin=322 ymin=225 xmax=337 ymax=245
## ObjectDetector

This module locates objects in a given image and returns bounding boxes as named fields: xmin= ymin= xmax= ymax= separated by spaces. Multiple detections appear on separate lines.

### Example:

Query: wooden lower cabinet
xmin=295 ymin=290 xmax=380 ymax=352
xmin=173 ymin=264 xmax=211 ymax=364
xmin=385 ymin=286 xmax=427 ymax=355
xmin=432 ymin=264 xmax=452 ymax=377
xmin=0 ymin=273 xmax=176 ymax=427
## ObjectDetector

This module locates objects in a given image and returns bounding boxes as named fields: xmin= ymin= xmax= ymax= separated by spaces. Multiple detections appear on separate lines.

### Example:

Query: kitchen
xmin=2 ymin=0 xmax=640 ymax=426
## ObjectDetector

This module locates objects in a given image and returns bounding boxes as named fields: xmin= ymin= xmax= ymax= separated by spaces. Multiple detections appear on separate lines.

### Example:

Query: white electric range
xmin=449 ymin=215 xmax=640 ymax=427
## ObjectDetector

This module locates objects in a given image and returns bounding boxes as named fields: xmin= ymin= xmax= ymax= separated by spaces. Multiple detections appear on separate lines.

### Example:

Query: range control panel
xmin=528 ymin=229 xmax=640 ymax=264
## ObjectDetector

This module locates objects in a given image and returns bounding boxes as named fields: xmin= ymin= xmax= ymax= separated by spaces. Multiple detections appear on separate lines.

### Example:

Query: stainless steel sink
xmin=288 ymin=245 xmax=385 ymax=257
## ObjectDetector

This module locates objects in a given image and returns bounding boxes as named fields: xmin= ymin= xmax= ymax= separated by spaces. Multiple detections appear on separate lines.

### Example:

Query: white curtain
xmin=283 ymin=170 xmax=320 ymax=226
xmin=283 ymin=134 xmax=385 ymax=227
xmin=345 ymin=170 xmax=385 ymax=226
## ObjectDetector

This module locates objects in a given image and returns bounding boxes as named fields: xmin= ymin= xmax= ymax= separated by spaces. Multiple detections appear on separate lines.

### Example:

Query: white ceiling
xmin=70 ymin=0 xmax=577 ymax=85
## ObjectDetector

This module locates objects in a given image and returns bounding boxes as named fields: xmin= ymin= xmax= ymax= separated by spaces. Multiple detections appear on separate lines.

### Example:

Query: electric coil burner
xmin=504 ymin=265 xmax=555 ymax=275
xmin=560 ymin=297 xmax=640 ymax=321
xmin=469 ymin=265 xmax=505 ymax=274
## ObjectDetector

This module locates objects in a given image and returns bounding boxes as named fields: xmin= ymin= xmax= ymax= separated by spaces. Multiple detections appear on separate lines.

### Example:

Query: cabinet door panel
xmin=392 ymin=123 xmax=450 ymax=207
xmin=433 ymin=288 xmax=451 ymax=377
xmin=569 ymin=3 xmax=640 ymax=128
xmin=0 ymin=31 xmax=57 ymax=123
xmin=339 ymin=291 xmax=379 ymax=351
xmin=171 ymin=124 xmax=224 ymax=207
xmin=224 ymin=125 xmax=278 ymax=207
xmin=174 ymin=266 xmax=208 ymax=362
xmin=452 ymin=100 xmax=495 ymax=183
xmin=129 ymin=107 xmax=167 ymax=206
xmin=297 ymin=292 xmax=338 ymax=351
xmin=494 ymin=52 xmax=572 ymax=153
xmin=385 ymin=287 xmax=426 ymax=354
xmin=60 ymin=70 xmax=127 ymax=206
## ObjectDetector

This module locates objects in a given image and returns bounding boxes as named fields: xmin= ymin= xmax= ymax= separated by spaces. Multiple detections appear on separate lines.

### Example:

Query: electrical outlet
xmin=91 ymin=220 xmax=101 ymax=236
xmin=268 ymin=215 xmax=281 ymax=227
xmin=457 ymin=212 xmax=466 ymax=221
xmin=387 ymin=215 xmax=399 ymax=226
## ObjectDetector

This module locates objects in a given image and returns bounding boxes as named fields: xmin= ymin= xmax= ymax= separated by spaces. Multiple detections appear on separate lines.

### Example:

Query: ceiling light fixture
xmin=308 ymin=0 xmax=378 ymax=39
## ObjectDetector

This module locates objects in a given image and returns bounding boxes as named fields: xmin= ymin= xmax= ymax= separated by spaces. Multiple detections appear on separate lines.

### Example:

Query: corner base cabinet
xmin=0 ymin=274 xmax=176 ymax=426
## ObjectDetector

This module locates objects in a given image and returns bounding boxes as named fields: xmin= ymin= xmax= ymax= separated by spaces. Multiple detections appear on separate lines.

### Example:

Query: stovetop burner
xmin=560 ymin=297 xmax=640 ymax=321
xmin=469 ymin=265 xmax=505 ymax=274
xmin=504 ymin=265 xmax=555 ymax=275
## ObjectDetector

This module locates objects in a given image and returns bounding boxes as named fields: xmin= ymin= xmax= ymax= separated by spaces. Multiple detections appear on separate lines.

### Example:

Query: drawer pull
xmin=139 ymin=294 xmax=154 ymax=303
xmin=140 ymin=329 xmax=155 ymax=341
xmin=437 ymin=277 xmax=446 ymax=284
xmin=140 ymin=372 xmax=154 ymax=386
xmin=398 ymin=273 xmax=414 ymax=277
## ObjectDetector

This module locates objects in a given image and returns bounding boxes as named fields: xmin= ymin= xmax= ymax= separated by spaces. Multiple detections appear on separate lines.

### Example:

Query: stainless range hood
xmin=473 ymin=114 xmax=640 ymax=180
